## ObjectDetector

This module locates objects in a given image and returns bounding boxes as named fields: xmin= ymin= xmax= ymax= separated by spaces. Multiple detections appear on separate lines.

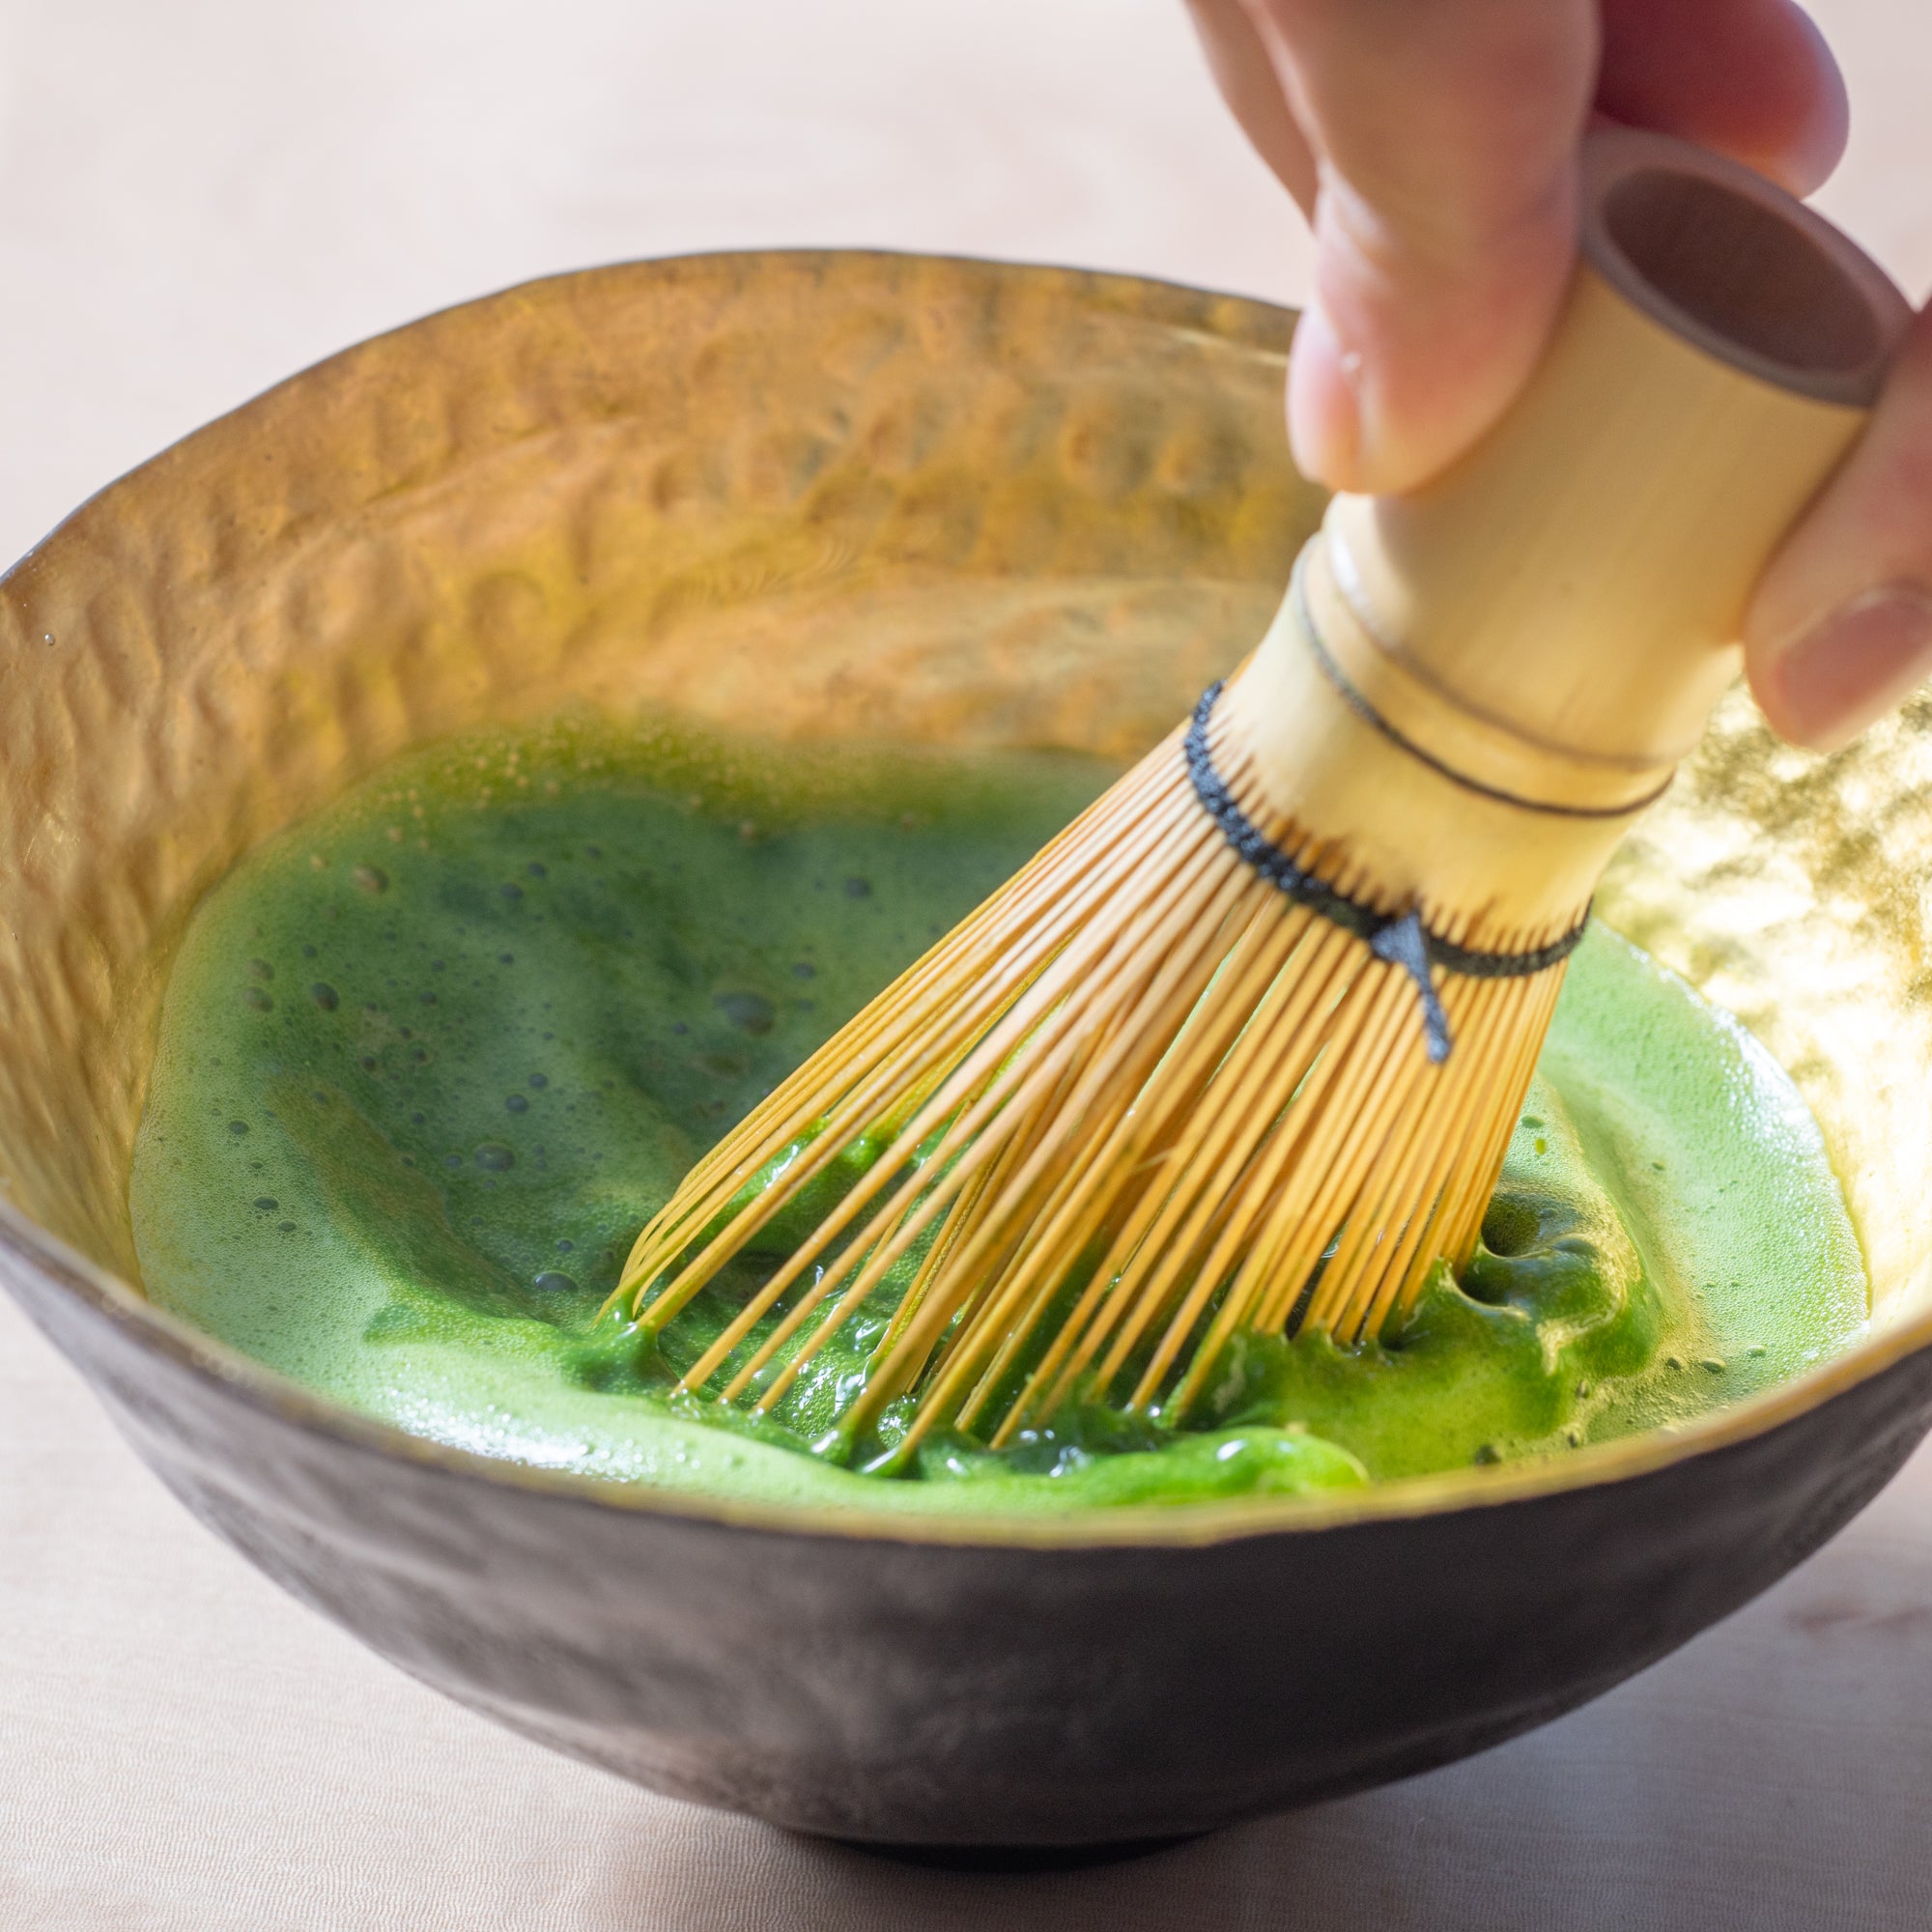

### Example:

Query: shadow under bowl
xmin=2 ymin=252 xmax=1930 ymax=1849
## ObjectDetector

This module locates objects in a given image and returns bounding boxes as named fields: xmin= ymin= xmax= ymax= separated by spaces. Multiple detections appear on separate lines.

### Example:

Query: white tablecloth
xmin=5 ymin=4 xmax=1931 ymax=1924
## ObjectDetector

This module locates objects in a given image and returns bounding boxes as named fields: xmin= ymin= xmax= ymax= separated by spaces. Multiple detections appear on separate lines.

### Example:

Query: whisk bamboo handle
xmin=1225 ymin=127 xmax=1912 ymax=951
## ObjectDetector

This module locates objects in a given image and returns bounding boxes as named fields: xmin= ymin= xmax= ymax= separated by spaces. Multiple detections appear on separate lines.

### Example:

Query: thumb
xmin=1243 ymin=0 xmax=1597 ymax=493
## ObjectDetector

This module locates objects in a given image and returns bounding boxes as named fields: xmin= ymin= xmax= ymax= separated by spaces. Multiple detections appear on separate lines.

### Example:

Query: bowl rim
xmin=3 ymin=246 xmax=1924 ymax=1551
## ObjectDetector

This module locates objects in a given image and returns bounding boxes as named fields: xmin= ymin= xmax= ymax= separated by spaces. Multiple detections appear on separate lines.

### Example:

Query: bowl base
xmin=829 ymin=1831 xmax=1208 ymax=1872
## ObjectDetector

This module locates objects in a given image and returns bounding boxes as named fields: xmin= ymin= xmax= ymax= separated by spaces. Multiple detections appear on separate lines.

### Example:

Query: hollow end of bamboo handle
xmin=1321 ymin=127 xmax=1915 ymax=775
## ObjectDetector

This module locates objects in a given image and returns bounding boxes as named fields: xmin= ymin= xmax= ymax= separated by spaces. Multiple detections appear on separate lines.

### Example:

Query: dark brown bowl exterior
xmin=11 ymin=1223 xmax=1932 ymax=1848
xmin=3 ymin=252 xmax=1930 ymax=1850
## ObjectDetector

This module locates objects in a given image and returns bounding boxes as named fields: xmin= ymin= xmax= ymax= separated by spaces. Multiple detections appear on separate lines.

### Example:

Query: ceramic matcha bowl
xmin=4 ymin=254 xmax=1930 ymax=1853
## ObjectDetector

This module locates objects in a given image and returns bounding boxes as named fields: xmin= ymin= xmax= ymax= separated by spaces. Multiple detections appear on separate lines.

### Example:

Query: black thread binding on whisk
xmin=1183 ymin=683 xmax=1588 ymax=1064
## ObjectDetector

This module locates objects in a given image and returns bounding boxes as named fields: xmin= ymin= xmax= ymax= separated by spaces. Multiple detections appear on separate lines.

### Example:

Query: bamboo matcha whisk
xmin=612 ymin=128 xmax=1909 ymax=1466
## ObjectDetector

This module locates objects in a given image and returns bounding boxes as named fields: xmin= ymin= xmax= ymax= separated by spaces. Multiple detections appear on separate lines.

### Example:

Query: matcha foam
xmin=128 ymin=718 xmax=1868 ymax=1513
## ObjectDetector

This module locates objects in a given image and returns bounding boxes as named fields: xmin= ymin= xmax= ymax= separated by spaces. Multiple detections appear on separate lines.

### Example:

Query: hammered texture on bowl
xmin=0 ymin=252 xmax=1321 ymax=1276
xmin=1603 ymin=684 xmax=1932 ymax=1318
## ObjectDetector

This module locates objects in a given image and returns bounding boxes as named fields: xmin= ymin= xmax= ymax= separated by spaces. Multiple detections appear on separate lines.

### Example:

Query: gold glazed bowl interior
xmin=2 ymin=251 xmax=1929 ymax=1533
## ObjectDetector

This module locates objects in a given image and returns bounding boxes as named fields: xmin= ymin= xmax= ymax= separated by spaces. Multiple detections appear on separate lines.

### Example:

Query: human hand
xmin=1186 ymin=0 xmax=1932 ymax=750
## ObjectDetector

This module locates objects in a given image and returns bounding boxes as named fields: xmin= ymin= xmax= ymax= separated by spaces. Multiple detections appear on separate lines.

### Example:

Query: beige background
xmin=4 ymin=3 xmax=1931 ymax=1925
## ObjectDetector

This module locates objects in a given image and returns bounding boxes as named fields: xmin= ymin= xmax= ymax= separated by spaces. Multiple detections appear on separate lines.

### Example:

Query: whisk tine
xmin=980 ymin=906 xmax=1329 ymax=1439
xmin=834 ymin=822 xmax=1262 ymax=1443
xmin=613 ymin=746 xmax=1189 ymax=1299
xmin=1337 ymin=978 xmax=1519 ymax=1334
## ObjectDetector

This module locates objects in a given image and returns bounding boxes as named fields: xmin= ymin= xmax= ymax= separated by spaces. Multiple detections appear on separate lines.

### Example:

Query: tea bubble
xmin=715 ymin=991 xmax=775 ymax=1036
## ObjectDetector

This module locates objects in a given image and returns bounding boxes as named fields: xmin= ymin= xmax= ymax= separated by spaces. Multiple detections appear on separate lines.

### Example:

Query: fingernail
xmin=1287 ymin=303 xmax=1364 ymax=489
xmin=1765 ymin=586 xmax=1932 ymax=751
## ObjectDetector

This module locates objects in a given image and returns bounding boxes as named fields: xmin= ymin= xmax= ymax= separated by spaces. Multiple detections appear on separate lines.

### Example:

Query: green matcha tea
xmin=128 ymin=717 xmax=1868 ymax=1513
